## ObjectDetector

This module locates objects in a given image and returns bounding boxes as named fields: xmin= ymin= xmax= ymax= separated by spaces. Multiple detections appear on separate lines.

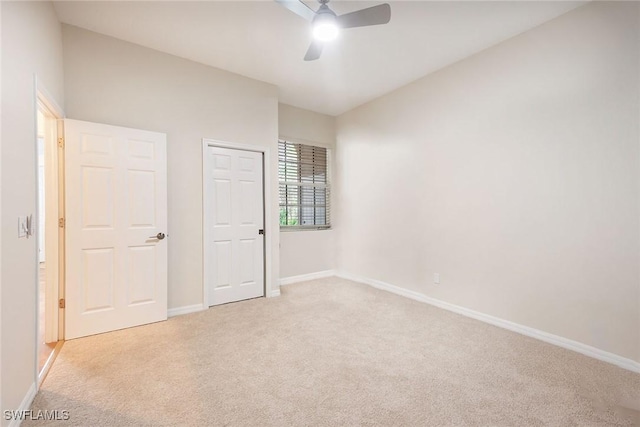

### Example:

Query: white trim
xmin=34 ymin=79 xmax=65 ymax=392
xmin=279 ymin=227 xmax=332 ymax=233
xmin=38 ymin=340 xmax=63 ymax=387
xmin=202 ymin=139 xmax=273 ymax=307
xmin=56 ymin=118 xmax=66 ymax=341
xmin=7 ymin=382 xmax=37 ymax=427
xmin=280 ymin=270 xmax=336 ymax=286
xmin=36 ymin=97 xmax=61 ymax=345
xmin=35 ymin=80 xmax=64 ymax=120
xmin=204 ymin=139 xmax=268 ymax=153
xmin=168 ymin=304 xmax=207 ymax=318
xmin=269 ymin=289 xmax=281 ymax=298
xmin=337 ymin=271 xmax=640 ymax=374
xmin=263 ymin=146 xmax=274 ymax=301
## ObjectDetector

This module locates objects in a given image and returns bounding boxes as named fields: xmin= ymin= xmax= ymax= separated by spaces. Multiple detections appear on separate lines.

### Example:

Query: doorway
xmin=36 ymin=96 xmax=62 ymax=381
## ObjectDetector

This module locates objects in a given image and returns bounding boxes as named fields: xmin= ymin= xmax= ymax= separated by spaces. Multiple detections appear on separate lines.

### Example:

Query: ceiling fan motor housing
xmin=314 ymin=4 xmax=337 ymax=20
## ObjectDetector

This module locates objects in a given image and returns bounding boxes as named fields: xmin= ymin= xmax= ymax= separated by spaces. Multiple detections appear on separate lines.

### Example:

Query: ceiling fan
xmin=276 ymin=0 xmax=391 ymax=61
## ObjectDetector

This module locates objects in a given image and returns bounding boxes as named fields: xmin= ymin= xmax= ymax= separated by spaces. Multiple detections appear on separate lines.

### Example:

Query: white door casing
xmin=36 ymin=91 xmax=64 ymax=347
xmin=65 ymin=119 xmax=167 ymax=339
xmin=38 ymin=140 xmax=46 ymax=263
xmin=205 ymin=145 xmax=265 ymax=306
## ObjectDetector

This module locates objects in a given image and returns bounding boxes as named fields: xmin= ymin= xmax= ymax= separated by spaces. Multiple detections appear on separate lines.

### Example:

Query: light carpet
xmin=27 ymin=277 xmax=640 ymax=426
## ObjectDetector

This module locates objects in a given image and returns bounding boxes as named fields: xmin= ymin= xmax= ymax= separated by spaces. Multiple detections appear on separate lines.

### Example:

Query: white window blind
xmin=279 ymin=140 xmax=330 ymax=229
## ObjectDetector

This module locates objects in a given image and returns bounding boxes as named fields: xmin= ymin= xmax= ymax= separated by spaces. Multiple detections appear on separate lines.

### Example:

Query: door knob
xmin=150 ymin=232 xmax=166 ymax=240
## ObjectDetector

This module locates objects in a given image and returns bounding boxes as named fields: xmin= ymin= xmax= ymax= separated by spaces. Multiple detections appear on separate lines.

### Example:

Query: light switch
xmin=17 ymin=215 xmax=33 ymax=238
xmin=18 ymin=216 xmax=27 ymax=238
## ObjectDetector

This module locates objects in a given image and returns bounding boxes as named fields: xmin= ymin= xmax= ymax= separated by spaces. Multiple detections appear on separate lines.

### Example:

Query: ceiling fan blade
xmin=275 ymin=0 xmax=316 ymax=21
xmin=304 ymin=40 xmax=323 ymax=61
xmin=337 ymin=4 xmax=391 ymax=29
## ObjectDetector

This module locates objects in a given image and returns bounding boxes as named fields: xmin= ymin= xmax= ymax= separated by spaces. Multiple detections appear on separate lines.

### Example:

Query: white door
xmin=205 ymin=146 xmax=264 ymax=306
xmin=65 ymin=119 xmax=168 ymax=339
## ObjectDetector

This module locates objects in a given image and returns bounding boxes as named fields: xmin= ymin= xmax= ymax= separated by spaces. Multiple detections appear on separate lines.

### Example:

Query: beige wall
xmin=336 ymin=1 xmax=640 ymax=362
xmin=1 ymin=0 xmax=65 ymax=420
xmin=279 ymin=103 xmax=335 ymax=146
xmin=278 ymin=104 xmax=336 ymax=278
xmin=62 ymin=25 xmax=280 ymax=309
xmin=1 ymin=1 xmax=3 ymax=412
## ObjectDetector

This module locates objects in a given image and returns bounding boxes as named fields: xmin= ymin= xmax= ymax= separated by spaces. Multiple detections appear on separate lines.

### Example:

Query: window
xmin=279 ymin=140 xmax=330 ymax=229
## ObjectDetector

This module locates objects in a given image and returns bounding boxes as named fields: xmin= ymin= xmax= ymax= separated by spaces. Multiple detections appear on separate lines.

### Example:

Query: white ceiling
xmin=53 ymin=1 xmax=585 ymax=116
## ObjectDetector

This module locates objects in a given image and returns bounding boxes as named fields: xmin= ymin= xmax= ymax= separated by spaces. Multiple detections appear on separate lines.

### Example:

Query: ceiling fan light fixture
xmin=275 ymin=0 xmax=391 ymax=60
xmin=312 ymin=14 xmax=339 ymax=41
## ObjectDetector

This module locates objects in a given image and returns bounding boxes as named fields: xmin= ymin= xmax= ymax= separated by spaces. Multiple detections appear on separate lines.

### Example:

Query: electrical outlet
xmin=433 ymin=273 xmax=440 ymax=285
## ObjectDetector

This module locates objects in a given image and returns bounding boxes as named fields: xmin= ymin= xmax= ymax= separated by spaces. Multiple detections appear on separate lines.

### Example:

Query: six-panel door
xmin=65 ymin=119 xmax=168 ymax=339
xmin=205 ymin=146 xmax=265 ymax=306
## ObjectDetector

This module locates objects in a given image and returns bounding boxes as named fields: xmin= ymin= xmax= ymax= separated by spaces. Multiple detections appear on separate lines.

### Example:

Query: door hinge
xmin=59 ymin=298 xmax=65 ymax=309
xmin=57 ymin=137 xmax=64 ymax=149
xmin=258 ymin=229 xmax=264 ymax=235
xmin=58 ymin=218 xmax=65 ymax=228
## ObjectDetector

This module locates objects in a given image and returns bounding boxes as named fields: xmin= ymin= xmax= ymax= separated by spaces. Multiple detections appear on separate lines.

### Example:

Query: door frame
xmin=202 ymin=139 xmax=273 ymax=306
xmin=34 ymin=79 xmax=65 ymax=386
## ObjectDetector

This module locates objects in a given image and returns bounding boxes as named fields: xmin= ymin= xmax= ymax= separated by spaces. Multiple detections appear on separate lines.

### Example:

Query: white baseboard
xmin=167 ymin=304 xmax=207 ymax=318
xmin=269 ymin=289 xmax=281 ymax=298
xmin=336 ymin=271 xmax=640 ymax=374
xmin=279 ymin=270 xmax=336 ymax=286
xmin=8 ymin=382 xmax=37 ymax=427
xmin=38 ymin=340 xmax=63 ymax=387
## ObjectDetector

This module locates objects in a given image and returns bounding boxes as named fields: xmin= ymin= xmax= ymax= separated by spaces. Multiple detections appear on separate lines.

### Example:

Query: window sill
xmin=280 ymin=227 xmax=332 ymax=232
